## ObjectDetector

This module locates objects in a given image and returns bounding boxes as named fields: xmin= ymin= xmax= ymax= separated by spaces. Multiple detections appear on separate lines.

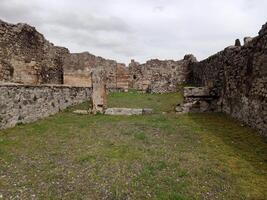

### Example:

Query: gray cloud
xmin=0 ymin=0 xmax=266 ymax=63
xmin=44 ymin=12 xmax=131 ymax=33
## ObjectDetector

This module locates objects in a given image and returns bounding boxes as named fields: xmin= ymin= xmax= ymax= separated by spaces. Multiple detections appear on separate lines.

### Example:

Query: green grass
xmin=108 ymin=89 xmax=183 ymax=113
xmin=0 ymin=91 xmax=266 ymax=199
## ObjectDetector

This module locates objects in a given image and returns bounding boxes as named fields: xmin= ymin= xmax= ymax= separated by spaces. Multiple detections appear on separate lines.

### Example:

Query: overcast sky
xmin=0 ymin=0 xmax=266 ymax=64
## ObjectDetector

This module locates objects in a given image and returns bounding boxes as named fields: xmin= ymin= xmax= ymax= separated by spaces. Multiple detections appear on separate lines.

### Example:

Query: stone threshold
xmin=73 ymin=108 xmax=153 ymax=116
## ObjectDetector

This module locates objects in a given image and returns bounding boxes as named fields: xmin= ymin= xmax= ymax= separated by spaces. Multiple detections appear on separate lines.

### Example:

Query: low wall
xmin=0 ymin=84 xmax=92 ymax=129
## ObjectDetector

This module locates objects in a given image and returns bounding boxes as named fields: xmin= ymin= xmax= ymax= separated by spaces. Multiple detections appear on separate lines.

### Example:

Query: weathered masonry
xmin=0 ymin=84 xmax=92 ymax=129
xmin=0 ymin=20 xmax=130 ymax=90
xmin=0 ymin=18 xmax=266 ymax=135
xmin=0 ymin=20 xmax=69 ymax=85
xmin=188 ymin=22 xmax=267 ymax=134
xmin=63 ymin=52 xmax=129 ymax=90
xmin=128 ymin=55 xmax=196 ymax=93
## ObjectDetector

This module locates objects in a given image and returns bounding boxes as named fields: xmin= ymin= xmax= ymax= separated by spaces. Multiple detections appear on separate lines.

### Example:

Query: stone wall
xmin=116 ymin=63 xmax=130 ymax=91
xmin=188 ymin=22 xmax=267 ymax=135
xmin=0 ymin=84 xmax=92 ymax=129
xmin=129 ymin=55 xmax=196 ymax=93
xmin=176 ymin=87 xmax=220 ymax=113
xmin=63 ymin=52 xmax=129 ymax=90
xmin=63 ymin=52 xmax=117 ymax=88
xmin=0 ymin=19 xmax=69 ymax=85
xmin=1 ymin=18 xmax=266 ymax=134
xmin=0 ymin=19 xmax=130 ymax=90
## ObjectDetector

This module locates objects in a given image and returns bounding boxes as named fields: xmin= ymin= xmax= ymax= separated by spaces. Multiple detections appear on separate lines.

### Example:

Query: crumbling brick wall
xmin=63 ymin=52 xmax=129 ymax=89
xmin=0 ymin=19 xmax=130 ymax=89
xmin=129 ymin=55 xmax=196 ymax=93
xmin=0 ymin=60 xmax=13 ymax=82
xmin=189 ymin=23 xmax=267 ymax=135
xmin=116 ymin=63 xmax=130 ymax=90
xmin=0 ymin=19 xmax=69 ymax=85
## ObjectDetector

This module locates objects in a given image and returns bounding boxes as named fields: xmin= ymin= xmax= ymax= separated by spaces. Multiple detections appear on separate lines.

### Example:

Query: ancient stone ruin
xmin=0 ymin=20 xmax=69 ymax=85
xmin=91 ymin=67 xmax=107 ymax=114
xmin=128 ymin=54 xmax=197 ymax=93
xmin=187 ymin=23 xmax=267 ymax=135
xmin=0 ymin=18 xmax=266 ymax=135
xmin=175 ymin=87 xmax=219 ymax=113
xmin=63 ymin=52 xmax=129 ymax=90
xmin=105 ymin=108 xmax=153 ymax=116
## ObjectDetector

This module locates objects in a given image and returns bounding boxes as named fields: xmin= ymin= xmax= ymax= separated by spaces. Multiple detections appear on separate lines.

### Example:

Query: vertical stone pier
xmin=91 ymin=67 xmax=107 ymax=114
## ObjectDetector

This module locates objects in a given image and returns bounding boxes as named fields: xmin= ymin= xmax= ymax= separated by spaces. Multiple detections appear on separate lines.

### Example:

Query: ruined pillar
xmin=235 ymin=39 xmax=241 ymax=47
xmin=91 ymin=67 xmax=107 ymax=114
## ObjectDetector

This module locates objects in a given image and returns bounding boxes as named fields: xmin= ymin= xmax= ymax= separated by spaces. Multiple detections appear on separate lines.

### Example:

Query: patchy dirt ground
xmin=0 ymin=91 xmax=266 ymax=199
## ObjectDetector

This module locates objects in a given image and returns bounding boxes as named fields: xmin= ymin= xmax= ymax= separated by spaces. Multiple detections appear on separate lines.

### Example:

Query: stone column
xmin=91 ymin=67 xmax=107 ymax=114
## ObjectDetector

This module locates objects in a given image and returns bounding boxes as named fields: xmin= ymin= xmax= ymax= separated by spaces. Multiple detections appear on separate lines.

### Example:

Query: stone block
xmin=183 ymin=87 xmax=210 ymax=97
xmin=142 ymin=108 xmax=153 ymax=115
xmin=105 ymin=108 xmax=143 ymax=116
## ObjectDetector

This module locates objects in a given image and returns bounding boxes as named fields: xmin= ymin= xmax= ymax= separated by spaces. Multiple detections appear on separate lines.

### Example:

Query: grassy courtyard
xmin=0 ymin=91 xmax=266 ymax=200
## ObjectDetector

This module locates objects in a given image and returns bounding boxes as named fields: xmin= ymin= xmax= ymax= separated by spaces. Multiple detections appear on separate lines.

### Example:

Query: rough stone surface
xmin=0 ymin=84 xmax=92 ymax=129
xmin=63 ymin=52 xmax=130 ymax=90
xmin=142 ymin=108 xmax=154 ymax=115
xmin=176 ymin=87 xmax=219 ymax=113
xmin=105 ymin=108 xmax=143 ymax=116
xmin=72 ymin=108 xmax=153 ymax=116
xmin=116 ymin=63 xmax=130 ymax=91
xmin=91 ymin=68 xmax=107 ymax=114
xmin=0 ymin=19 xmax=69 ymax=85
xmin=0 ymin=18 xmax=266 ymax=135
xmin=235 ymin=39 xmax=241 ymax=47
xmin=188 ymin=22 xmax=267 ymax=134
xmin=184 ymin=87 xmax=210 ymax=97
xmin=0 ymin=19 xmax=130 ymax=90
xmin=63 ymin=52 xmax=115 ymax=87
xmin=244 ymin=37 xmax=254 ymax=46
xmin=129 ymin=55 xmax=197 ymax=93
